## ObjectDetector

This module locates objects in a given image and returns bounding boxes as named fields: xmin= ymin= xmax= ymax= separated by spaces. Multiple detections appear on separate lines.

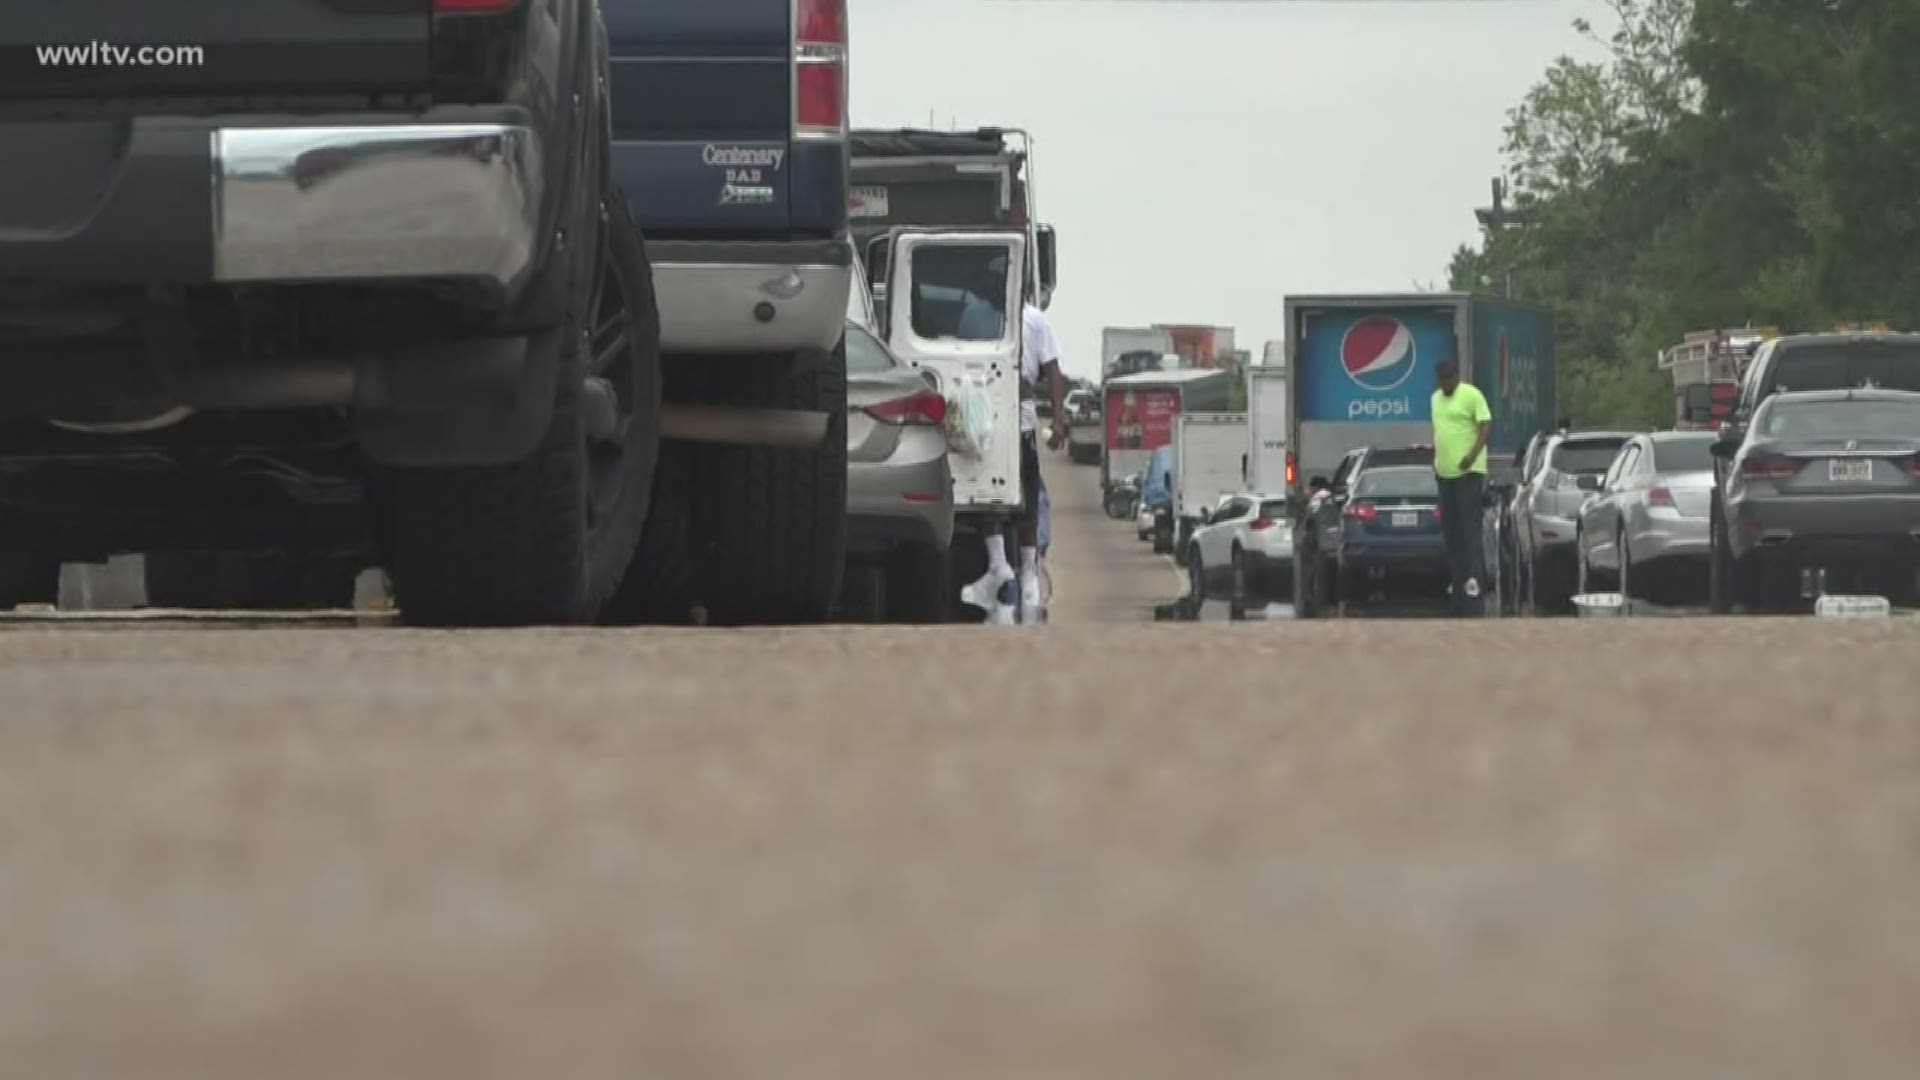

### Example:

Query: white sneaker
xmin=1464 ymin=577 xmax=1481 ymax=599
xmin=960 ymin=565 xmax=1015 ymax=613
xmin=1019 ymin=576 xmax=1043 ymax=624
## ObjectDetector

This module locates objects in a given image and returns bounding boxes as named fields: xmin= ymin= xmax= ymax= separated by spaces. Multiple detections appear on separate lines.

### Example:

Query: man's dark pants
xmin=1436 ymin=471 xmax=1487 ymax=615
xmin=1017 ymin=431 xmax=1044 ymax=530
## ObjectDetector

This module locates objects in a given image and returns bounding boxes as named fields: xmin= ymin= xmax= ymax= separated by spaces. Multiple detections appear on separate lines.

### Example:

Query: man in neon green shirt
xmin=1431 ymin=358 xmax=1492 ymax=613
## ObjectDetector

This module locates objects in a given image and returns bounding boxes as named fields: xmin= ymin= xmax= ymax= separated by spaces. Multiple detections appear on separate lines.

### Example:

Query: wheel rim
xmin=582 ymin=206 xmax=636 ymax=534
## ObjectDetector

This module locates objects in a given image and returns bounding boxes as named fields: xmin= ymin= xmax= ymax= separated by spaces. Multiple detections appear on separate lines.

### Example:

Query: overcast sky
xmin=849 ymin=0 xmax=1611 ymax=380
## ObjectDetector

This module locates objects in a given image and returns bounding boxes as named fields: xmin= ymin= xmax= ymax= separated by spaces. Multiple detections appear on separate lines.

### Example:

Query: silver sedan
xmin=845 ymin=321 xmax=956 ymax=622
xmin=1575 ymin=430 xmax=1717 ymax=603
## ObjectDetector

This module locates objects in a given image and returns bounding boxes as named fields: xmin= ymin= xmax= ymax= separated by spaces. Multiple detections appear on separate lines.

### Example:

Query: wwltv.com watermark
xmin=36 ymin=41 xmax=206 ymax=68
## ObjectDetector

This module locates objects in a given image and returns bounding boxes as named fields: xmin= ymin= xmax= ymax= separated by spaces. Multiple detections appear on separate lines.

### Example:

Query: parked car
xmin=1294 ymin=445 xmax=1441 ymax=616
xmin=1184 ymin=492 xmax=1293 ymax=618
xmin=844 ymin=322 xmax=955 ymax=622
xmin=1572 ymin=431 xmax=1717 ymax=603
xmin=1711 ymin=388 xmax=1920 ymax=610
xmin=1710 ymin=331 xmax=1920 ymax=611
xmin=1508 ymin=430 xmax=1637 ymax=614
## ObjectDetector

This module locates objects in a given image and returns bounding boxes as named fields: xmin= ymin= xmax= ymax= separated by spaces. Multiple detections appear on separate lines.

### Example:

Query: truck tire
xmin=381 ymin=189 xmax=662 ymax=627
xmin=653 ymin=343 xmax=849 ymax=626
xmin=145 ymin=552 xmax=359 ymax=610
xmin=0 ymin=552 xmax=60 ymax=610
xmin=885 ymin=544 xmax=951 ymax=623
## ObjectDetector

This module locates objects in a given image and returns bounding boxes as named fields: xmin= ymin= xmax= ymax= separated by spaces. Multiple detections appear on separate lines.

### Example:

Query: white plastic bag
xmin=945 ymin=376 xmax=996 ymax=460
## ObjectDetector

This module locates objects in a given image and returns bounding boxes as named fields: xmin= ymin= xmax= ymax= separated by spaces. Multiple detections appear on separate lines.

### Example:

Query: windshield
xmin=1759 ymin=398 xmax=1920 ymax=440
xmin=1354 ymin=466 xmax=1438 ymax=498
xmin=1651 ymin=437 xmax=1716 ymax=472
xmin=845 ymin=326 xmax=896 ymax=374
xmin=1767 ymin=343 xmax=1920 ymax=394
xmin=1551 ymin=440 xmax=1626 ymax=474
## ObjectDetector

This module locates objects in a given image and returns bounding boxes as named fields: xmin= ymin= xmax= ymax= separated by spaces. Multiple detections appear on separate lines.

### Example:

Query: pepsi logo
xmin=1341 ymin=316 xmax=1418 ymax=392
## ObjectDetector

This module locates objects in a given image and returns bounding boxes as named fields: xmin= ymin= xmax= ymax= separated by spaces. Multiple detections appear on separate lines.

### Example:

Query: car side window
xmin=1331 ymin=452 xmax=1360 ymax=491
xmin=1601 ymin=445 xmax=1631 ymax=490
xmin=1225 ymin=498 xmax=1253 ymax=520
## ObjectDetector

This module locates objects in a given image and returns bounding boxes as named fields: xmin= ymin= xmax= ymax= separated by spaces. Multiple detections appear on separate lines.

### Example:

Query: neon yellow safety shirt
xmin=1431 ymin=382 xmax=1492 ymax=479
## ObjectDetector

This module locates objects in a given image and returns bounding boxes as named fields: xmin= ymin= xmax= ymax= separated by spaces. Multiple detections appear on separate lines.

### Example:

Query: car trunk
xmin=605 ymin=0 xmax=793 ymax=233
xmin=1351 ymin=494 xmax=1441 ymax=537
xmin=846 ymin=372 xmax=932 ymax=464
xmin=1756 ymin=438 xmax=1920 ymax=495
xmin=0 ymin=0 xmax=433 ymax=99
xmin=1660 ymin=472 xmax=1715 ymax=518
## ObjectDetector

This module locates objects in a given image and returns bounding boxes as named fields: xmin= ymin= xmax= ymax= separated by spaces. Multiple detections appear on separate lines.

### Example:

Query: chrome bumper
xmin=651 ymin=260 xmax=851 ymax=354
xmin=213 ymin=124 xmax=542 ymax=287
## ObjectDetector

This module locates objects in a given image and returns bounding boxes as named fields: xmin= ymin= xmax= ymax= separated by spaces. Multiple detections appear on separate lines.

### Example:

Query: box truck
xmin=1102 ymin=368 xmax=1234 ymax=499
xmin=1245 ymin=365 xmax=1291 ymax=495
xmin=1172 ymin=411 xmax=1250 ymax=565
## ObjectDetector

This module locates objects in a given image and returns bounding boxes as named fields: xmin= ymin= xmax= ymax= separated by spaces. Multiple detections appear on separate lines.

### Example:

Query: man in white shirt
xmin=964 ymin=289 xmax=1069 ymax=623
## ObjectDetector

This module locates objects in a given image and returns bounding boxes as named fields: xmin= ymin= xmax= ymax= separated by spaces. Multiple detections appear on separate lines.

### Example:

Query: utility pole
xmin=1474 ymin=177 xmax=1528 ymax=299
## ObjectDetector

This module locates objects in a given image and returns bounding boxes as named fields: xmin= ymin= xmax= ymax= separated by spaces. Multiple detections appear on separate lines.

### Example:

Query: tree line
xmin=1448 ymin=0 xmax=1920 ymax=428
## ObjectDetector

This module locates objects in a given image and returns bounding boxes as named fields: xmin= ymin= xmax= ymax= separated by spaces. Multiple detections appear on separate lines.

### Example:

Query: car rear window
xmin=1364 ymin=447 xmax=1435 ymax=469
xmin=1766 ymin=342 xmax=1920 ymax=395
xmin=845 ymin=326 xmax=896 ymax=373
xmin=1354 ymin=466 xmax=1438 ymax=498
xmin=1759 ymin=398 xmax=1920 ymax=439
xmin=1652 ymin=437 xmax=1715 ymax=472
xmin=1259 ymin=499 xmax=1291 ymax=520
xmin=1551 ymin=440 xmax=1626 ymax=474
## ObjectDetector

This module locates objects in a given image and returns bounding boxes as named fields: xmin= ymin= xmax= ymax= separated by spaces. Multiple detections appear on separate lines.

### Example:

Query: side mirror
xmin=1575 ymin=474 xmax=1602 ymax=493
xmin=1036 ymin=225 xmax=1057 ymax=295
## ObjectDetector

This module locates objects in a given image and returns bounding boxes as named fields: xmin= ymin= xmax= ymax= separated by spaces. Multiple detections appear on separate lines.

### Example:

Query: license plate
xmin=849 ymin=186 xmax=889 ymax=218
xmin=1829 ymin=459 xmax=1872 ymax=482
xmin=1391 ymin=511 xmax=1418 ymax=528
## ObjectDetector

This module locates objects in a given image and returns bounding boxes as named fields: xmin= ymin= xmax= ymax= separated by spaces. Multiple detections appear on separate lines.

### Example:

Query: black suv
xmin=0 ymin=2 xmax=662 ymax=626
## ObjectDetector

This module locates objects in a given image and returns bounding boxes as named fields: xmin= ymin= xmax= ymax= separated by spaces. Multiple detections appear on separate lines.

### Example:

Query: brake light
xmin=1343 ymin=502 xmax=1377 ymax=522
xmin=1433 ymin=503 xmax=1442 ymax=522
xmin=864 ymin=390 xmax=946 ymax=426
xmin=1647 ymin=486 xmax=1675 ymax=508
xmin=1286 ymin=452 xmax=1296 ymax=486
xmin=1251 ymin=517 xmax=1275 ymax=531
xmin=433 ymin=0 xmax=516 ymax=11
xmin=1741 ymin=454 xmax=1801 ymax=480
xmin=795 ymin=0 xmax=848 ymax=139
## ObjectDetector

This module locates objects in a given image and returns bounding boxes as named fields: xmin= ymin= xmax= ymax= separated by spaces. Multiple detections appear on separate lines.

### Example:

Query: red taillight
xmin=1904 ymin=454 xmax=1920 ymax=477
xmin=1343 ymin=502 xmax=1377 ymax=522
xmin=433 ymin=0 xmax=516 ymax=11
xmin=1647 ymin=486 xmax=1675 ymax=508
xmin=864 ymin=390 xmax=946 ymax=426
xmin=795 ymin=0 xmax=848 ymax=138
xmin=1286 ymin=452 xmax=1296 ymax=486
xmin=1250 ymin=517 xmax=1276 ymax=531
xmin=1741 ymin=455 xmax=1801 ymax=480
xmin=1433 ymin=503 xmax=1442 ymax=522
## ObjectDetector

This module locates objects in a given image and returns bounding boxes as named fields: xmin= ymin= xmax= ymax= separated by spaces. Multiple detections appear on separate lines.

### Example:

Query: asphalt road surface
xmin=3 ymin=448 xmax=1918 ymax=1079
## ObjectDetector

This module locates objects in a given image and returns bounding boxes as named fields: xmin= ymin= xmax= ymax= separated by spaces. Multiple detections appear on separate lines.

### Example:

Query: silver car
xmin=1511 ymin=429 xmax=1636 ymax=612
xmin=1713 ymin=388 xmax=1920 ymax=608
xmin=844 ymin=321 xmax=956 ymax=622
xmin=1573 ymin=431 xmax=1717 ymax=603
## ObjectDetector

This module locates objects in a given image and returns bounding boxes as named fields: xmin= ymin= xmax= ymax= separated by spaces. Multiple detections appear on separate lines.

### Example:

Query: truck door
xmin=882 ymin=229 xmax=1028 ymax=514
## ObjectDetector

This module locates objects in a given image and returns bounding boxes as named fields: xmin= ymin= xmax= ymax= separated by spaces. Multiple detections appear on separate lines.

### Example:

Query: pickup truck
xmin=0 ymin=0 xmax=855 ymax=628
xmin=607 ymin=0 xmax=855 ymax=626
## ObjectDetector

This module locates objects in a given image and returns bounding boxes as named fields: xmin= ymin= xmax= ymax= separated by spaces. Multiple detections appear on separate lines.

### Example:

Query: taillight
xmin=795 ymin=0 xmax=848 ymax=139
xmin=1433 ymin=503 xmax=1442 ymax=522
xmin=1250 ymin=517 xmax=1275 ymax=531
xmin=1741 ymin=454 xmax=1801 ymax=480
xmin=1286 ymin=452 xmax=1296 ymax=486
xmin=1343 ymin=502 xmax=1377 ymax=523
xmin=864 ymin=390 xmax=946 ymax=426
xmin=1647 ymin=486 xmax=1675 ymax=508
xmin=1904 ymin=454 xmax=1920 ymax=477
xmin=433 ymin=0 xmax=516 ymax=11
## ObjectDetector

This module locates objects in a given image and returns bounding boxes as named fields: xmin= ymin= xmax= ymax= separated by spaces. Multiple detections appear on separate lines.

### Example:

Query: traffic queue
xmin=1086 ymin=320 xmax=1920 ymax=620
